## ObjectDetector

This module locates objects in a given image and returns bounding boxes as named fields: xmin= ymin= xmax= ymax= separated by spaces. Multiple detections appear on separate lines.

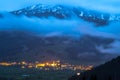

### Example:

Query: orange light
xmin=46 ymin=63 xmax=49 ymax=65
xmin=0 ymin=62 xmax=11 ymax=66
xmin=21 ymin=61 xmax=27 ymax=65
xmin=36 ymin=64 xmax=45 ymax=67
xmin=28 ymin=65 xmax=33 ymax=68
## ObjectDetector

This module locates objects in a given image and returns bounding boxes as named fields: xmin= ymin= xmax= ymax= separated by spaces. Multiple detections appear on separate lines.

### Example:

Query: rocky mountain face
xmin=11 ymin=4 xmax=120 ymax=26
xmin=0 ymin=31 xmax=117 ymax=65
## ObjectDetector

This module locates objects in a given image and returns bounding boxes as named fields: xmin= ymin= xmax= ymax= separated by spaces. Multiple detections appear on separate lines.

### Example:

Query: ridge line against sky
xmin=0 ymin=0 xmax=120 ymax=14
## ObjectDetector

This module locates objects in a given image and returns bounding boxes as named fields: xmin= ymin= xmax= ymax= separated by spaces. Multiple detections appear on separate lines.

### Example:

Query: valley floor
xmin=0 ymin=67 xmax=81 ymax=80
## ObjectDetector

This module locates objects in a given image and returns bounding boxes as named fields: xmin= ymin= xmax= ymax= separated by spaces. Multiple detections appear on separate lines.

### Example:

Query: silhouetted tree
xmin=0 ymin=77 xmax=7 ymax=80
xmin=68 ymin=75 xmax=80 ymax=80
xmin=108 ymin=76 xmax=112 ymax=80
xmin=90 ymin=75 xmax=97 ymax=80
xmin=82 ymin=76 xmax=86 ymax=80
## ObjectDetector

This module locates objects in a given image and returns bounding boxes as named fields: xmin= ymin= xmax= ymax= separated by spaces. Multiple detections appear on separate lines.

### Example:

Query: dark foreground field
xmin=0 ymin=67 xmax=80 ymax=80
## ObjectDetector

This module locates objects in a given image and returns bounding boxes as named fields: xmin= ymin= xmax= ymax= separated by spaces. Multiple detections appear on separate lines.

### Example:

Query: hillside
xmin=68 ymin=56 xmax=120 ymax=80
xmin=0 ymin=31 xmax=117 ymax=65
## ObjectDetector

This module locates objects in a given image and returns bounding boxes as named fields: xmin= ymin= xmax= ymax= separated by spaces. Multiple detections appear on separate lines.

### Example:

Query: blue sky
xmin=0 ymin=0 xmax=120 ymax=13
xmin=0 ymin=0 xmax=33 ymax=11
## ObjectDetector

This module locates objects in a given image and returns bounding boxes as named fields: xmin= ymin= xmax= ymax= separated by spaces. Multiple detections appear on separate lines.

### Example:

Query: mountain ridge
xmin=10 ymin=4 xmax=120 ymax=26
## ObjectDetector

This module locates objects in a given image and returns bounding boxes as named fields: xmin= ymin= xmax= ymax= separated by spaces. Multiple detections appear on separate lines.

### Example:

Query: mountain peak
xmin=10 ymin=4 xmax=120 ymax=26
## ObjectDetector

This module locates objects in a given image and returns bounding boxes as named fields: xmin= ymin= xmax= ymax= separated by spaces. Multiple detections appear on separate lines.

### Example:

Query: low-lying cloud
xmin=97 ymin=40 xmax=120 ymax=54
xmin=0 ymin=13 xmax=120 ymax=39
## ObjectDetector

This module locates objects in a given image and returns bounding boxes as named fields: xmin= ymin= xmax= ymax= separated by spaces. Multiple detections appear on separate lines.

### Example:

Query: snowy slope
xmin=11 ymin=4 xmax=120 ymax=26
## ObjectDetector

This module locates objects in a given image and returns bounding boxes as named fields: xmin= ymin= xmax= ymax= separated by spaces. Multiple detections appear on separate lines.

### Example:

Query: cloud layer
xmin=0 ymin=13 xmax=120 ymax=39
xmin=97 ymin=40 xmax=120 ymax=54
xmin=0 ymin=13 xmax=120 ymax=54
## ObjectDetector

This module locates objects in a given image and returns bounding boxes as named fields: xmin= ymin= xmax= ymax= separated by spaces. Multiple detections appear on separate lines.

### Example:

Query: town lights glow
xmin=0 ymin=61 xmax=93 ymax=71
xmin=36 ymin=63 xmax=45 ymax=67
xmin=0 ymin=62 xmax=11 ymax=66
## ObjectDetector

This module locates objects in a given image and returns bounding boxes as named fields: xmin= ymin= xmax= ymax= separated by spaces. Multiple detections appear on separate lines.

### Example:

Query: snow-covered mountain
xmin=11 ymin=4 xmax=120 ymax=26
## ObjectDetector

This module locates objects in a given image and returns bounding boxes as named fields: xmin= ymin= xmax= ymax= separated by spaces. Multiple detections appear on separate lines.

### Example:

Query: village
xmin=0 ymin=60 xmax=93 ymax=71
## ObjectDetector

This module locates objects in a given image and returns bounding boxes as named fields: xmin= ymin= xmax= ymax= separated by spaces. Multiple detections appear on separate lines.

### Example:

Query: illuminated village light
xmin=28 ymin=65 xmax=33 ymax=68
xmin=21 ymin=66 xmax=25 ymax=68
xmin=0 ymin=61 xmax=93 ymax=71
xmin=77 ymin=73 xmax=80 ymax=76
xmin=0 ymin=62 xmax=11 ymax=66
xmin=46 ymin=62 xmax=49 ymax=65
xmin=36 ymin=63 xmax=45 ymax=67
xmin=21 ymin=61 xmax=26 ymax=65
